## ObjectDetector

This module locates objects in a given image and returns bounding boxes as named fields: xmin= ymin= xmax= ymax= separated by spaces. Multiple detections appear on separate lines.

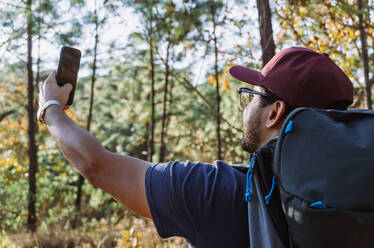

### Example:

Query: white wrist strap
xmin=37 ymin=100 xmax=62 ymax=124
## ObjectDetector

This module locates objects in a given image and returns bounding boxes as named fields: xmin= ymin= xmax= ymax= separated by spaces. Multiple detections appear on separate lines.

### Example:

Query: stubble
xmin=240 ymin=107 xmax=262 ymax=153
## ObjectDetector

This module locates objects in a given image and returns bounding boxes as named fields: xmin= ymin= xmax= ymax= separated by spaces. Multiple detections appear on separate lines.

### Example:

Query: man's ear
xmin=265 ymin=101 xmax=286 ymax=129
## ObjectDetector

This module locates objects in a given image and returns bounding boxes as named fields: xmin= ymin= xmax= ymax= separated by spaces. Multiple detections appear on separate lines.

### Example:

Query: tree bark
xmin=26 ymin=0 xmax=38 ymax=232
xmin=159 ymin=40 xmax=171 ymax=162
xmin=35 ymin=4 xmax=41 ymax=134
xmin=357 ymin=0 xmax=372 ymax=109
xmin=256 ymin=0 xmax=276 ymax=66
xmin=148 ymin=5 xmax=156 ymax=162
xmin=212 ymin=5 xmax=222 ymax=160
xmin=165 ymin=72 xmax=174 ymax=139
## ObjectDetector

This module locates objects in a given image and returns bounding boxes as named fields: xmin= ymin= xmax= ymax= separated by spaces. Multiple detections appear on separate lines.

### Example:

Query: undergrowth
xmin=1 ymin=210 xmax=187 ymax=248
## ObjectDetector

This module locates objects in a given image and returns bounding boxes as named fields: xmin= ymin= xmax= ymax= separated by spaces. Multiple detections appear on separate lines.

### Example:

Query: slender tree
xmin=159 ymin=39 xmax=171 ymax=162
xmin=257 ymin=0 xmax=275 ymax=66
xmin=211 ymin=2 xmax=222 ymax=160
xmin=357 ymin=0 xmax=372 ymax=109
xmin=148 ymin=2 xmax=156 ymax=162
xmin=26 ymin=0 xmax=38 ymax=231
xmin=34 ymin=0 xmax=42 ymax=134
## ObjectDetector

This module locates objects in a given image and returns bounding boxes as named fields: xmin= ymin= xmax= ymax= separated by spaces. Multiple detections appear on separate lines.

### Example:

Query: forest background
xmin=1 ymin=0 xmax=373 ymax=247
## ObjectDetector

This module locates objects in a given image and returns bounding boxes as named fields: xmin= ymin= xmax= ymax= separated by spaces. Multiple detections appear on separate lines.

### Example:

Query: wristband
xmin=37 ymin=100 xmax=62 ymax=124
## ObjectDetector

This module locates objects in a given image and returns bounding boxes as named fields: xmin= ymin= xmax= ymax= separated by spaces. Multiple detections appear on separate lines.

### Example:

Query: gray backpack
xmin=272 ymin=108 xmax=374 ymax=247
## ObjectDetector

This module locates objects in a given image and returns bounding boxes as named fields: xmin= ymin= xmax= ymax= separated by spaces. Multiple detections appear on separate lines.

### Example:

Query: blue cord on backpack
xmin=310 ymin=201 xmax=328 ymax=209
xmin=245 ymin=154 xmax=257 ymax=202
xmin=285 ymin=120 xmax=294 ymax=134
xmin=264 ymin=176 xmax=277 ymax=205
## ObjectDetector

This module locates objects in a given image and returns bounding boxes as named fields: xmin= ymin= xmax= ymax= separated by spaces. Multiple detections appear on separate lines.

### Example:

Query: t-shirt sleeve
xmin=145 ymin=160 xmax=247 ymax=244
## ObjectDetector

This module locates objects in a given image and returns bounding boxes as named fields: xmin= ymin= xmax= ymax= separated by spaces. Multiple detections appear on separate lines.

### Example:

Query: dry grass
xmin=3 ymin=211 xmax=188 ymax=248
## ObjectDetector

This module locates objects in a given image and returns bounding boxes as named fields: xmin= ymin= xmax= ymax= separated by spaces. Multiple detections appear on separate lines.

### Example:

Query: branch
xmin=0 ymin=110 xmax=15 ymax=122
xmin=351 ymin=88 xmax=365 ymax=109
xmin=167 ymin=70 xmax=242 ymax=133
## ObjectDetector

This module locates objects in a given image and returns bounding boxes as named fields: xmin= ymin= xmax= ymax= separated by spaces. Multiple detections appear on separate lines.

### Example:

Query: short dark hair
xmin=326 ymin=100 xmax=351 ymax=110
xmin=259 ymin=87 xmax=349 ymax=117
xmin=258 ymin=87 xmax=295 ymax=117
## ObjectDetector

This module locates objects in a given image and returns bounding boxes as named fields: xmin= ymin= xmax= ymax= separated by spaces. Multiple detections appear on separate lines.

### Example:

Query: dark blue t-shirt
xmin=145 ymin=160 xmax=249 ymax=248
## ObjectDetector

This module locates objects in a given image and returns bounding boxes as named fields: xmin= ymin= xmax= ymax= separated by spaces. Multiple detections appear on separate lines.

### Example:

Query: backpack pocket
xmin=282 ymin=193 xmax=374 ymax=248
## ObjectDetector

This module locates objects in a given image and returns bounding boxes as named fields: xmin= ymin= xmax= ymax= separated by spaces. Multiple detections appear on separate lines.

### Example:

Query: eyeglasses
xmin=237 ymin=87 xmax=277 ymax=110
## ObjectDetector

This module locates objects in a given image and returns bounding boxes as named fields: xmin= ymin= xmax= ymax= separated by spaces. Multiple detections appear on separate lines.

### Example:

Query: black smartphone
xmin=56 ymin=46 xmax=81 ymax=106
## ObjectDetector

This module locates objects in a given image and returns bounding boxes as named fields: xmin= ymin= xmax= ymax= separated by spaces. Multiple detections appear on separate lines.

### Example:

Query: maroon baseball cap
xmin=229 ymin=47 xmax=353 ymax=108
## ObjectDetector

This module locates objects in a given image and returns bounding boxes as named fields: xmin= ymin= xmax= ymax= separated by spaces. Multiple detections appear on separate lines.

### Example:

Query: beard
xmin=240 ymin=107 xmax=262 ymax=153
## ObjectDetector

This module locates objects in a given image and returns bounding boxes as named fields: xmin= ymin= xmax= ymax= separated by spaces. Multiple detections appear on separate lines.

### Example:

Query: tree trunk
xmin=165 ymin=72 xmax=174 ymax=137
xmin=35 ymin=5 xmax=41 ymax=134
xmin=148 ymin=6 xmax=155 ymax=162
xmin=159 ymin=41 xmax=171 ymax=162
xmin=357 ymin=0 xmax=372 ymax=109
xmin=212 ymin=5 xmax=222 ymax=160
xmin=26 ymin=0 xmax=38 ymax=232
xmin=75 ymin=1 xmax=99 ymax=213
xmin=256 ymin=0 xmax=276 ymax=66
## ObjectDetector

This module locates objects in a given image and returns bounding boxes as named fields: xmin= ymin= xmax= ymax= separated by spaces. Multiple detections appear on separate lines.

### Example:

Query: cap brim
xmin=229 ymin=65 xmax=264 ymax=86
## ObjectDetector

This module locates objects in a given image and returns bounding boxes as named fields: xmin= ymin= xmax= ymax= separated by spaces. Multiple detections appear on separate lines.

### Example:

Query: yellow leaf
xmin=294 ymin=20 xmax=300 ymax=28
xmin=208 ymin=75 xmax=215 ymax=84
xmin=223 ymin=78 xmax=230 ymax=92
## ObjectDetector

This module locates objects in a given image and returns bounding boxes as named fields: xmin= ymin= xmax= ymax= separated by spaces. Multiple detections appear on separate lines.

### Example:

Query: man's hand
xmin=39 ymin=71 xmax=72 ymax=109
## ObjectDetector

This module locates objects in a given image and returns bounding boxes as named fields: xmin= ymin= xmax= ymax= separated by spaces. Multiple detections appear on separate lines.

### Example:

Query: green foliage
xmin=1 ymin=0 xmax=373 ymax=246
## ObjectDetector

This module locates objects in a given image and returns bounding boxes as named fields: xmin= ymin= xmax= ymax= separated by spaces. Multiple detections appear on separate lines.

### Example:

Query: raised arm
xmin=40 ymin=72 xmax=152 ymax=218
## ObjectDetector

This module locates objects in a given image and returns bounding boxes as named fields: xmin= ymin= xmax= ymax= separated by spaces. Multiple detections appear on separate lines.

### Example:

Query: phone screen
xmin=56 ymin=46 xmax=81 ymax=106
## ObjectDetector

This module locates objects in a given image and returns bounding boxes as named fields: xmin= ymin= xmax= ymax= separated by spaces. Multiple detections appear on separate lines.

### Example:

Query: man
xmin=39 ymin=47 xmax=353 ymax=247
